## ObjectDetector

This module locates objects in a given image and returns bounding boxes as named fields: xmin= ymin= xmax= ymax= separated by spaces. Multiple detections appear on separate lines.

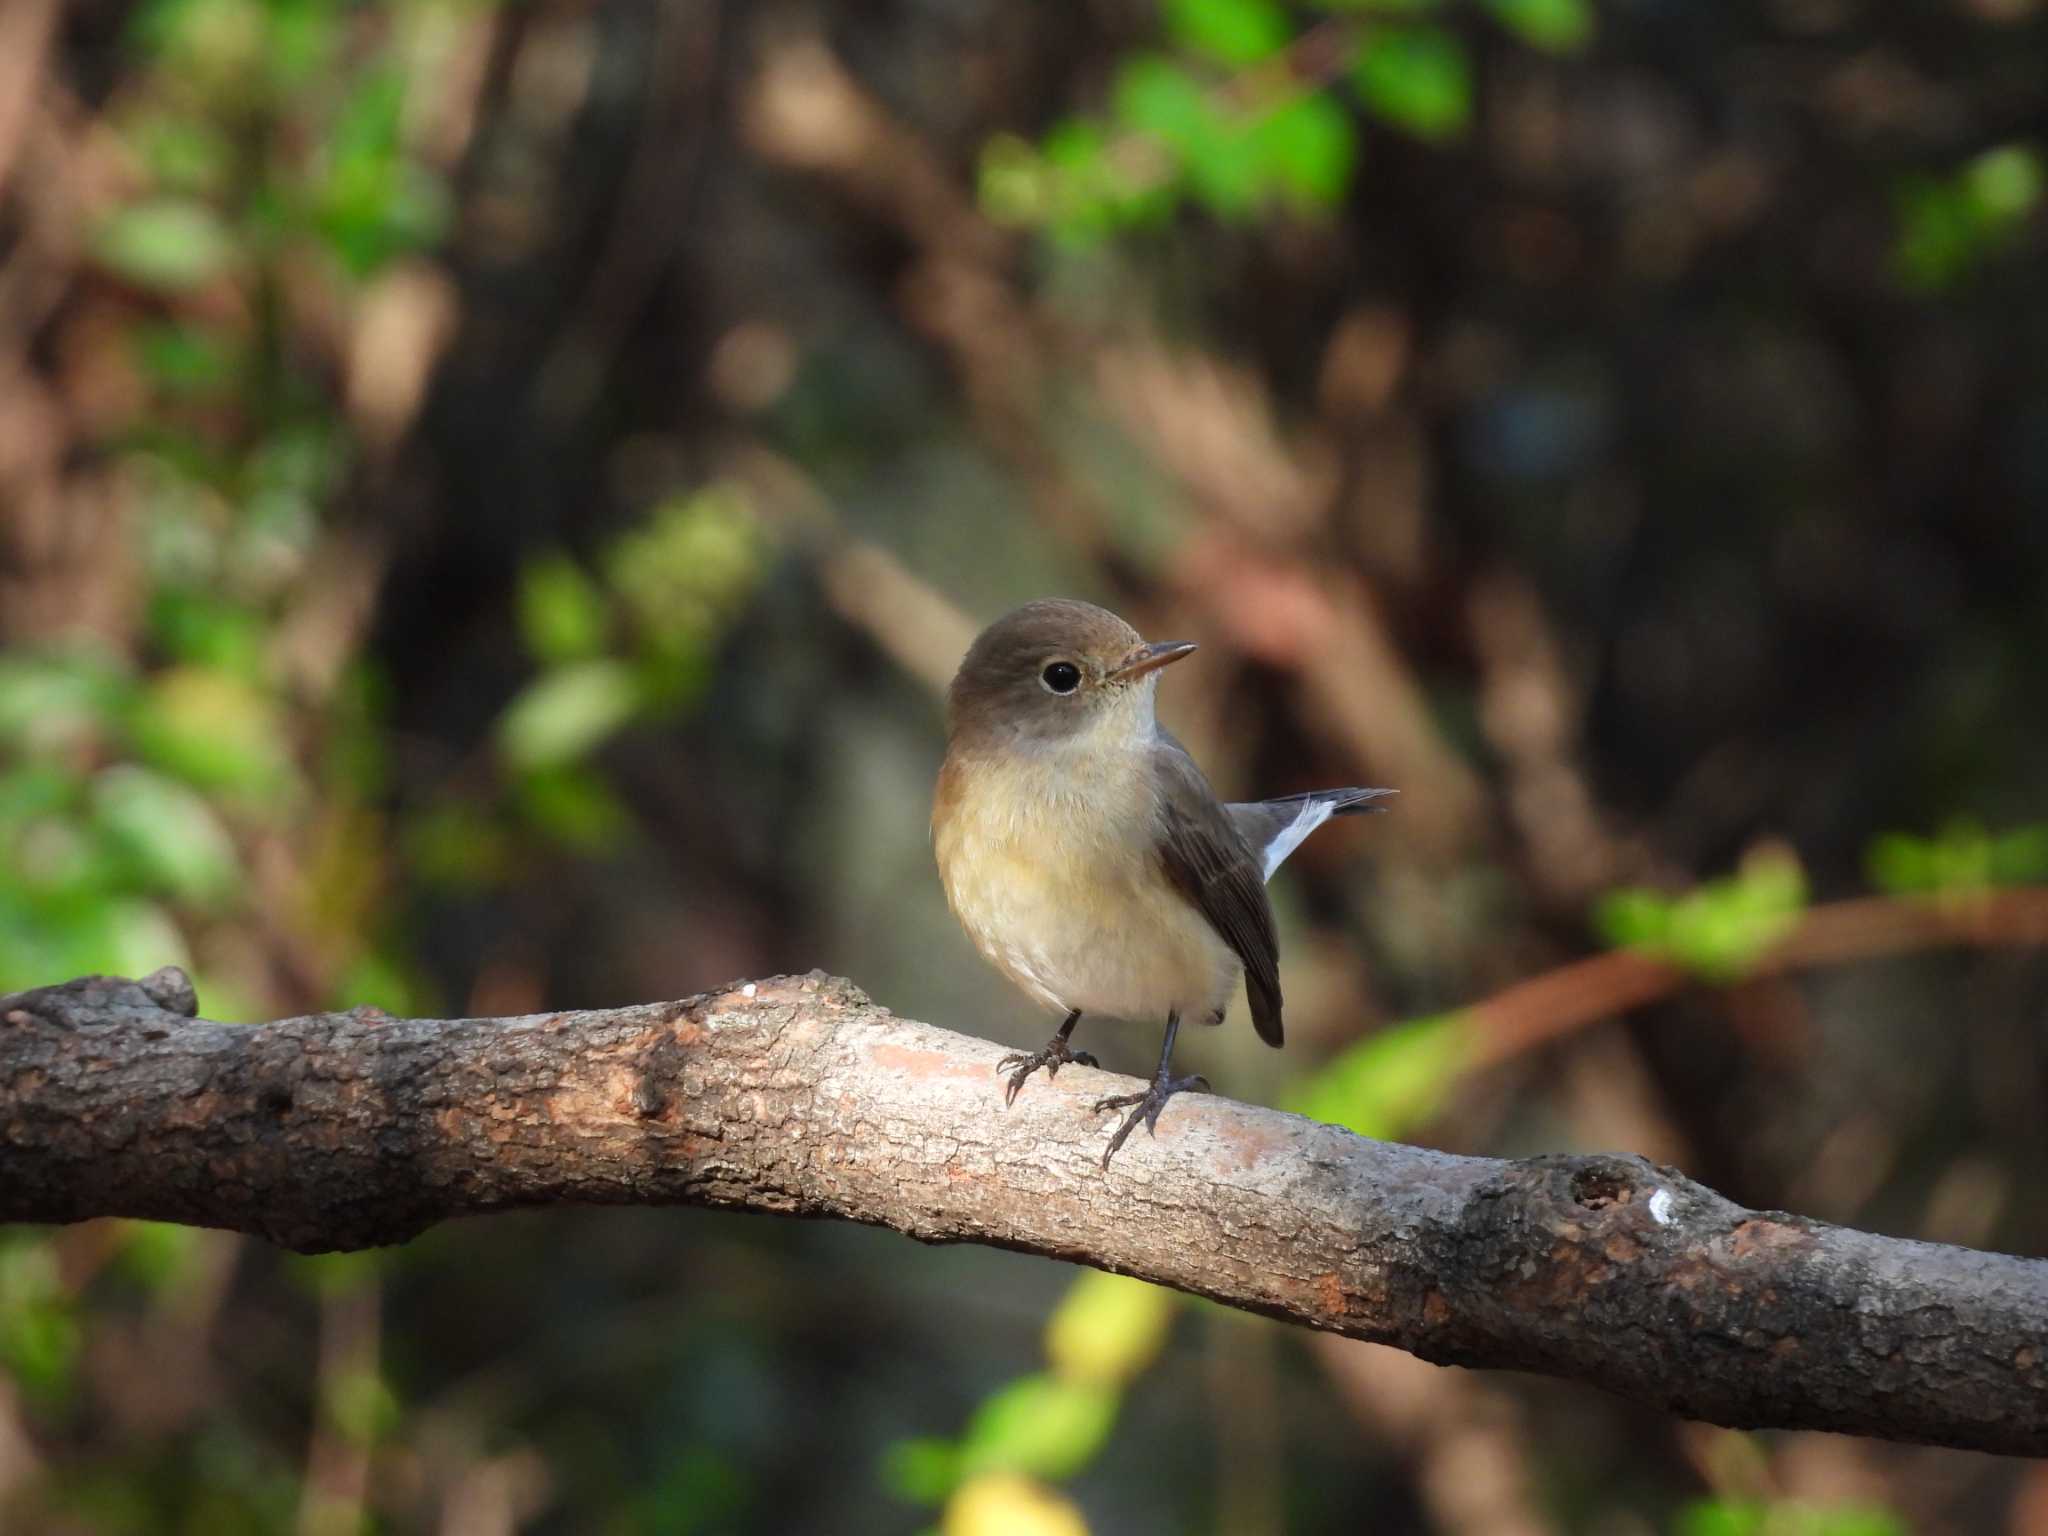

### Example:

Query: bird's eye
xmin=1040 ymin=661 xmax=1082 ymax=695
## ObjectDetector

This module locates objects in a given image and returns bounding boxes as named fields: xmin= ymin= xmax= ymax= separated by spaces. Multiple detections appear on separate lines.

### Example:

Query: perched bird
xmin=931 ymin=599 xmax=1392 ymax=1166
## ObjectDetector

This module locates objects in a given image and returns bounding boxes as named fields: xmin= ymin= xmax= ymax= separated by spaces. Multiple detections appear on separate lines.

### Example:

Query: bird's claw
xmin=1091 ymin=1073 xmax=1209 ymax=1168
xmin=996 ymin=1037 xmax=1099 ymax=1107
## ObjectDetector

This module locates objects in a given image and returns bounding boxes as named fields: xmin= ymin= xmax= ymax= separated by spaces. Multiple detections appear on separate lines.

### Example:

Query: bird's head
xmin=945 ymin=599 xmax=1196 ymax=755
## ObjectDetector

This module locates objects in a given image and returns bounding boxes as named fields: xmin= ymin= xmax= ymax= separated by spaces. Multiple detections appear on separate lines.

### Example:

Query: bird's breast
xmin=933 ymin=747 xmax=1238 ymax=1023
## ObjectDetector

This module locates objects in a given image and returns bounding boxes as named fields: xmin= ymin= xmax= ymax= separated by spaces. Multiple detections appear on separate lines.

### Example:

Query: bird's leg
xmin=1091 ymin=1010 xmax=1209 ymax=1168
xmin=996 ymin=1009 xmax=1098 ymax=1107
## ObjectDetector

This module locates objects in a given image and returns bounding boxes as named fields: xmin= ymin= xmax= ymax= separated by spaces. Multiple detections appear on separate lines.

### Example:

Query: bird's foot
xmin=996 ymin=1035 xmax=1100 ymax=1107
xmin=1090 ymin=1072 xmax=1210 ymax=1169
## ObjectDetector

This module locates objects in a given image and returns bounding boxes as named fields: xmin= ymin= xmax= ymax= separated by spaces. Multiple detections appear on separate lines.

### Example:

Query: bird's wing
xmin=1151 ymin=736 xmax=1285 ymax=1047
xmin=1228 ymin=787 xmax=1396 ymax=881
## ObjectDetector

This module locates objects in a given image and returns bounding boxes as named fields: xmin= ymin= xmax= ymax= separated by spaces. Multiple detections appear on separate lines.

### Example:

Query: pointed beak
xmin=1109 ymin=640 xmax=1197 ymax=683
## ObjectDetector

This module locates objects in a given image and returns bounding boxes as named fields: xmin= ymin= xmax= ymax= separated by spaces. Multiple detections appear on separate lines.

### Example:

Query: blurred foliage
xmin=4 ymin=0 xmax=2047 ymax=1530
xmin=1678 ymin=1501 xmax=1907 ymax=1536
xmin=1867 ymin=819 xmax=2048 ymax=897
xmin=980 ymin=0 xmax=1593 ymax=239
xmin=1598 ymin=850 xmax=1809 ymax=982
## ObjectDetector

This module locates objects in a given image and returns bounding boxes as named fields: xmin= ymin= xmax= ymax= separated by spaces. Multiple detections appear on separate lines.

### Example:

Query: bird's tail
xmin=1264 ymin=787 xmax=1396 ymax=817
xmin=1230 ymin=787 xmax=1396 ymax=882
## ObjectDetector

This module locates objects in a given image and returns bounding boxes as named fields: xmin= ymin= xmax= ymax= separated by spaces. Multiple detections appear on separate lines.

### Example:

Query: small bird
xmin=932 ymin=599 xmax=1392 ymax=1166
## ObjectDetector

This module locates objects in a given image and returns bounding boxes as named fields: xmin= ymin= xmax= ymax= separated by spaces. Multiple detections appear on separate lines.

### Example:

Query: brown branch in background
xmin=4 ymin=968 xmax=2046 ymax=1457
xmin=0 ymin=0 xmax=57 ymax=201
xmin=1468 ymin=887 xmax=2048 ymax=1069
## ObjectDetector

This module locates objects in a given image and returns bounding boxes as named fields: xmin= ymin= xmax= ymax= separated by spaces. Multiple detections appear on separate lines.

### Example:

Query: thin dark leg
xmin=1090 ymin=1010 xmax=1209 ymax=1169
xmin=996 ymin=1009 xmax=1098 ymax=1107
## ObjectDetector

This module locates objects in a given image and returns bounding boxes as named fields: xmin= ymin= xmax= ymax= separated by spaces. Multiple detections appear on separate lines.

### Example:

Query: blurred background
xmin=3 ymin=0 xmax=2047 ymax=1531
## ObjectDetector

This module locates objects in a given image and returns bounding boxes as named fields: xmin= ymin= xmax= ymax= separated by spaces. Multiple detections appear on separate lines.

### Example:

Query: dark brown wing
xmin=1151 ymin=736 xmax=1285 ymax=1047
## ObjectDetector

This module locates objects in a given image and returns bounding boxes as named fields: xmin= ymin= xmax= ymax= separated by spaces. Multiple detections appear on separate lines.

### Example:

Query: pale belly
xmin=936 ymin=824 xmax=1239 ymax=1025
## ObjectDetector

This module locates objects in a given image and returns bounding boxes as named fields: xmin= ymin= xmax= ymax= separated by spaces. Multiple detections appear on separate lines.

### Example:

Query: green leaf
xmin=1113 ymin=54 xmax=1217 ymax=159
xmin=1894 ymin=143 xmax=2041 ymax=290
xmin=957 ymin=1374 xmax=1119 ymax=1483
xmin=0 ymin=653 xmax=130 ymax=756
xmin=514 ymin=764 xmax=632 ymax=852
xmin=1185 ymin=129 xmax=1270 ymax=218
xmin=980 ymin=132 xmax=1060 ymax=229
xmin=94 ymin=198 xmax=238 ymax=292
xmin=497 ymin=660 xmax=640 ymax=771
xmin=1678 ymin=1502 xmax=1908 ymax=1536
xmin=1594 ymin=886 xmax=1672 ymax=948
xmin=1290 ymin=1012 xmax=1472 ymax=1138
xmin=327 ymin=1367 xmax=401 ymax=1443
xmin=518 ymin=557 xmax=612 ymax=663
xmin=406 ymin=801 xmax=516 ymax=890
xmin=1482 ymin=0 xmax=1595 ymax=53
xmin=880 ymin=1437 xmax=961 ymax=1505
xmin=1352 ymin=25 xmax=1472 ymax=141
xmin=1596 ymin=851 xmax=1807 ymax=981
xmin=129 ymin=666 xmax=294 ymax=802
xmin=135 ymin=322 xmax=237 ymax=395
xmin=1679 ymin=1501 xmax=1763 ymax=1536
xmin=1164 ymin=0 xmax=1290 ymax=66
xmin=1990 ymin=824 xmax=2048 ymax=884
xmin=91 ymin=765 xmax=240 ymax=906
xmin=1965 ymin=143 xmax=2045 ymax=222
xmin=0 ymin=1240 xmax=78 ymax=1405
xmin=147 ymin=590 xmax=266 ymax=676
xmin=1251 ymin=93 xmax=1358 ymax=210
xmin=113 ymin=1221 xmax=206 ymax=1291
xmin=1044 ymin=1272 xmax=1177 ymax=1387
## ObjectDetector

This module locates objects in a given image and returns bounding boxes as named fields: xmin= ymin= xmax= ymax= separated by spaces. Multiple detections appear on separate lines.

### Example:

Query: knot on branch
xmin=2 ymin=965 xmax=199 ymax=1031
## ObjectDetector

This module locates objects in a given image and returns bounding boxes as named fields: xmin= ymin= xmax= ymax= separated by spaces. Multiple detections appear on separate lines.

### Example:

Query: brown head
xmin=945 ymin=599 xmax=1196 ymax=755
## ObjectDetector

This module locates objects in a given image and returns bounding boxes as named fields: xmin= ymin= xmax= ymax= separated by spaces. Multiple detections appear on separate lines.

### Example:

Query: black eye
xmin=1040 ymin=661 xmax=1081 ymax=694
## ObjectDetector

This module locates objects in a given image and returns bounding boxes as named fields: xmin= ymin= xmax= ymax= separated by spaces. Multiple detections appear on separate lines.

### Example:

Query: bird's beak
xmin=1109 ymin=640 xmax=1197 ymax=683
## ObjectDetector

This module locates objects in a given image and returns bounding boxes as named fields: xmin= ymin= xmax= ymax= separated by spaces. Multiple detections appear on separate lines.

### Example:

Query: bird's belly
xmin=939 ymin=841 xmax=1238 ymax=1024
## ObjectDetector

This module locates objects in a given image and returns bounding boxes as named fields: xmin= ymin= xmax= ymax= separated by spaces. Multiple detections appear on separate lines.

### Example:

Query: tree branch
xmin=3 ymin=968 xmax=2043 ymax=1455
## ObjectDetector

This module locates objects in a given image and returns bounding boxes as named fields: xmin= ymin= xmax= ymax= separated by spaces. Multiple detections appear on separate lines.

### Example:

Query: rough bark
xmin=2 ymin=968 xmax=2044 ymax=1455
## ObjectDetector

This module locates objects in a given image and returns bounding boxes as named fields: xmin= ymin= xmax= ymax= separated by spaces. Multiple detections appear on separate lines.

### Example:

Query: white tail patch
xmin=1260 ymin=798 xmax=1336 ymax=882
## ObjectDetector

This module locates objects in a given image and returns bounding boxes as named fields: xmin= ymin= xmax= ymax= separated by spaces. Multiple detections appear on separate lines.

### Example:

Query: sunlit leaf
xmin=1113 ymin=54 xmax=1216 ymax=159
xmin=94 ymin=198 xmax=238 ymax=292
xmin=1290 ymin=1011 xmax=1472 ymax=1138
xmin=881 ymin=1437 xmax=962 ymax=1505
xmin=406 ymin=801 xmax=517 ymax=890
xmin=1352 ymin=25 xmax=1472 ymax=141
xmin=1597 ymin=850 xmax=1807 ymax=980
xmin=0 ymin=654 xmax=130 ymax=756
xmin=957 ymin=1373 xmax=1118 ymax=1482
xmin=147 ymin=590 xmax=266 ymax=676
xmin=1895 ymin=144 xmax=2042 ymax=290
xmin=1677 ymin=1502 xmax=1908 ymax=1536
xmin=103 ymin=898 xmax=192 ymax=980
xmin=130 ymin=666 xmax=295 ymax=801
xmin=1966 ymin=143 xmax=2045 ymax=220
xmin=519 ymin=557 xmax=612 ymax=663
xmin=112 ymin=1221 xmax=206 ymax=1291
xmin=333 ymin=951 xmax=425 ymax=1018
xmin=289 ymin=1250 xmax=384 ymax=1298
xmin=1483 ymin=0 xmax=1596 ymax=53
xmin=1165 ymin=0 xmax=1290 ymax=66
xmin=943 ymin=1474 xmax=1089 ymax=1536
xmin=1251 ymin=93 xmax=1358 ymax=210
xmin=327 ymin=1367 xmax=401 ymax=1443
xmin=1044 ymin=1271 xmax=1176 ymax=1387
xmin=497 ymin=660 xmax=641 ymax=771
xmin=514 ymin=764 xmax=633 ymax=852
xmin=0 ymin=1241 xmax=78 ymax=1406
xmin=135 ymin=322 xmax=238 ymax=395
xmin=91 ymin=764 xmax=240 ymax=906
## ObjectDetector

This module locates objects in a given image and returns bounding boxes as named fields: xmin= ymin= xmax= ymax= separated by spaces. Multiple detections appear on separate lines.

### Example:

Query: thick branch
xmin=3 ymin=969 xmax=2043 ymax=1455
